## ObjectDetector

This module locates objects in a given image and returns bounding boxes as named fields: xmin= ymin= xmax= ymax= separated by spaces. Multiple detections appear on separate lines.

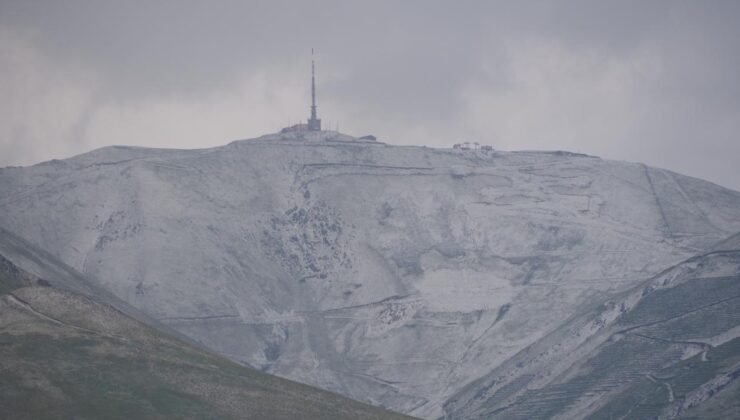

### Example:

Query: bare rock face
xmin=2 ymin=131 xmax=740 ymax=418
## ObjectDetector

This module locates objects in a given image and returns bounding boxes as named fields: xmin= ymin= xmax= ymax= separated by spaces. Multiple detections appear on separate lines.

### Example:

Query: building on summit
xmin=453 ymin=142 xmax=494 ymax=151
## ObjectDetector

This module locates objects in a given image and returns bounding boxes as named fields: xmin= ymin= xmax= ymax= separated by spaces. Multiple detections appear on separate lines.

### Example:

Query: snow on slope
xmin=443 ymin=249 xmax=740 ymax=419
xmin=1 ymin=130 xmax=740 ymax=418
xmin=0 ymin=240 xmax=414 ymax=420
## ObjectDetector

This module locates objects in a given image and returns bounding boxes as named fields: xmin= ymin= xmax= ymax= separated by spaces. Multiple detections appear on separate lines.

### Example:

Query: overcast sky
xmin=1 ymin=0 xmax=739 ymax=190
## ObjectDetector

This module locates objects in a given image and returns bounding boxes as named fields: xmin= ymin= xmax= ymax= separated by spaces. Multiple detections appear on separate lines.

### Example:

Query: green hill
xmin=0 ymin=253 xmax=413 ymax=420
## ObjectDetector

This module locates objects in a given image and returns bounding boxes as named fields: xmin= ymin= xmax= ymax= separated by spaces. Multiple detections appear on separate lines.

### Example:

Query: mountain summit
xmin=2 ymin=132 xmax=739 ymax=418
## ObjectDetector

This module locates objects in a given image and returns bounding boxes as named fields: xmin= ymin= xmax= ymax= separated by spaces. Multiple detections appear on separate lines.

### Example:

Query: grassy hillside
xmin=0 ymin=254 xmax=413 ymax=420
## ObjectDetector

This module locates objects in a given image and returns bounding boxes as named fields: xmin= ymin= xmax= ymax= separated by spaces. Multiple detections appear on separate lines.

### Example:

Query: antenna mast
xmin=307 ymin=48 xmax=322 ymax=131
xmin=311 ymin=49 xmax=316 ymax=119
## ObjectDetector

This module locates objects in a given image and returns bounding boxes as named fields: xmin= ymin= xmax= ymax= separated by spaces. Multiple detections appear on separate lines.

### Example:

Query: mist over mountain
xmin=1 ymin=130 xmax=739 ymax=418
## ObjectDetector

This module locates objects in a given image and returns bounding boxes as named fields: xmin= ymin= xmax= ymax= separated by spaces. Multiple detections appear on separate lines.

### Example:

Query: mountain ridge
xmin=1 ymin=131 xmax=739 ymax=418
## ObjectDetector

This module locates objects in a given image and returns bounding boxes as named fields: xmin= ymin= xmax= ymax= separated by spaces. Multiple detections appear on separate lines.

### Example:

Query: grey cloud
xmin=0 ymin=0 xmax=738 ymax=190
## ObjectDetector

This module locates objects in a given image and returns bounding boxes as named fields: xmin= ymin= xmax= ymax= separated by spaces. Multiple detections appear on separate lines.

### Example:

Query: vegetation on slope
xmin=0 ymin=254 xmax=413 ymax=420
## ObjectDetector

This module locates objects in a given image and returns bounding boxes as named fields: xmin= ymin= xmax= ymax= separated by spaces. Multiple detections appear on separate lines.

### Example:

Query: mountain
xmin=0 ymin=229 xmax=413 ymax=420
xmin=1 ymin=130 xmax=739 ymax=418
xmin=444 ymin=249 xmax=740 ymax=419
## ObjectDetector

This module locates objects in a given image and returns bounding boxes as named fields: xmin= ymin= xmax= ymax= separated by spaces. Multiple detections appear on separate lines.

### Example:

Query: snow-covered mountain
xmin=1 ymin=131 xmax=739 ymax=418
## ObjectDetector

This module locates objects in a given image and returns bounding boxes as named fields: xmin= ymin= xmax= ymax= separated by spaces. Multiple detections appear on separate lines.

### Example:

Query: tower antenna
xmin=307 ymin=48 xmax=322 ymax=131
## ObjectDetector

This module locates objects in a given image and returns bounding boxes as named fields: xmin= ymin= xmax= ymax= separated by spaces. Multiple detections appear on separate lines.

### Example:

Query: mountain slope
xmin=1 ymin=131 xmax=739 ymax=417
xmin=0 ymin=243 xmax=413 ymax=420
xmin=443 ymin=249 xmax=740 ymax=419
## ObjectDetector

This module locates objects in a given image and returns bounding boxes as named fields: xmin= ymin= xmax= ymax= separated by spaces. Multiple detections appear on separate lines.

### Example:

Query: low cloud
xmin=0 ymin=26 xmax=98 ymax=166
xmin=1 ymin=2 xmax=739 ymax=191
xmin=0 ymin=25 xmax=309 ymax=165
xmin=460 ymin=38 xmax=662 ymax=153
xmin=83 ymin=70 xmax=308 ymax=150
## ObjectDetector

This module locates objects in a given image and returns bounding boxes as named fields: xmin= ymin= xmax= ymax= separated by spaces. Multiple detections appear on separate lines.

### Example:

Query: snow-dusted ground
xmin=1 ymin=131 xmax=739 ymax=418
